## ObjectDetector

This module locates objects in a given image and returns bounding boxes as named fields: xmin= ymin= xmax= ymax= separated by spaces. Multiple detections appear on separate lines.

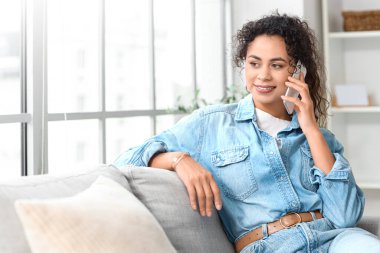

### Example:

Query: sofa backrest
xmin=120 ymin=165 xmax=235 ymax=253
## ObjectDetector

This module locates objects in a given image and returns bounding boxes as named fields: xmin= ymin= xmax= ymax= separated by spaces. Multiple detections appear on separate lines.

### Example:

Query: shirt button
xmin=291 ymin=201 xmax=298 ymax=208
xmin=269 ymin=151 xmax=274 ymax=155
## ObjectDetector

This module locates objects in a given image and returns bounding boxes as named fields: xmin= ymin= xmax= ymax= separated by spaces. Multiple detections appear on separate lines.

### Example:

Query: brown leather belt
xmin=234 ymin=211 xmax=323 ymax=253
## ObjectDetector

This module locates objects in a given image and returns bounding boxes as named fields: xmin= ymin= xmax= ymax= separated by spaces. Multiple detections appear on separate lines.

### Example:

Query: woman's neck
xmin=255 ymin=103 xmax=291 ymax=121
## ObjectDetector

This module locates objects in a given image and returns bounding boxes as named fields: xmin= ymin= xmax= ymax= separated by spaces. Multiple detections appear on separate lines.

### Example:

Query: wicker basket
xmin=342 ymin=10 xmax=380 ymax=31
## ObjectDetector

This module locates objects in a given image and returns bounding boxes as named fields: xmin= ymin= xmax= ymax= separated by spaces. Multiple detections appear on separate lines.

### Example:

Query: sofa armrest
xmin=120 ymin=165 xmax=235 ymax=253
xmin=357 ymin=216 xmax=380 ymax=236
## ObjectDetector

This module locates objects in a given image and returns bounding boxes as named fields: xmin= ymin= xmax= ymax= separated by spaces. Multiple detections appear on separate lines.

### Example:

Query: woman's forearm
xmin=148 ymin=152 xmax=189 ymax=170
xmin=305 ymin=128 xmax=335 ymax=175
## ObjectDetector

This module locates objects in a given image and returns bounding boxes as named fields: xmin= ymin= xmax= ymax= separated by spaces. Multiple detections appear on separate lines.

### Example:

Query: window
xmin=0 ymin=0 xmax=21 ymax=115
xmin=154 ymin=0 xmax=194 ymax=109
xmin=0 ymin=124 xmax=21 ymax=178
xmin=0 ymin=0 xmax=25 ymax=179
xmin=47 ymin=0 xmax=100 ymax=113
xmin=0 ymin=0 xmax=230 ymax=177
xmin=106 ymin=0 xmax=152 ymax=111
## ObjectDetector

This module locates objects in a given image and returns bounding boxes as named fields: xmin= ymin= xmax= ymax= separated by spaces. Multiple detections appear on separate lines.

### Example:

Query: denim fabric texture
xmin=114 ymin=95 xmax=369 ymax=252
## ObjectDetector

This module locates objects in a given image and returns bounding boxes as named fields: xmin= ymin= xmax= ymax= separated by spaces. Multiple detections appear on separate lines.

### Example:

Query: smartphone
xmin=283 ymin=60 xmax=307 ymax=114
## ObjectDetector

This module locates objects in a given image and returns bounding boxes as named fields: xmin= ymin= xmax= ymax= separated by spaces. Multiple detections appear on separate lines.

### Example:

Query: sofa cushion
xmin=357 ymin=216 xmax=380 ymax=236
xmin=15 ymin=176 xmax=176 ymax=253
xmin=120 ymin=165 xmax=235 ymax=253
xmin=0 ymin=164 xmax=130 ymax=253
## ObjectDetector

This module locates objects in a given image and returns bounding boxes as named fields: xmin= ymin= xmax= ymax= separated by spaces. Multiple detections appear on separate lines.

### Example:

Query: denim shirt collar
xmin=235 ymin=94 xmax=300 ymax=130
xmin=235 ymin=94 xmax=256 ymax=122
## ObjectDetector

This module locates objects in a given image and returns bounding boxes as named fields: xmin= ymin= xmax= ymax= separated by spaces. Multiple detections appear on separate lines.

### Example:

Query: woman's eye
xmin=250 ymin=62 xmax=259 ymax=68
xmin=272 ymin=64 xmax=283 ymax=69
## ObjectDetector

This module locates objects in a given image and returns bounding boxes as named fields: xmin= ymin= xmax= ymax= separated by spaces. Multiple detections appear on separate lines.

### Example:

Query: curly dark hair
xmin=233 ymin=12 xmax=329 ymax=127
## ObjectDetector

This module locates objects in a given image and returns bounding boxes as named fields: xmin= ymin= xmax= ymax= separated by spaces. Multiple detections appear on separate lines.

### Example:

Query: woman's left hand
xmin=281 ymin=73 xmax=319 ymax=134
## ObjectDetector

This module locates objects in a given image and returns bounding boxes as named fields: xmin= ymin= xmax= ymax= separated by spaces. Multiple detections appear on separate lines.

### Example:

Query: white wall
xmin=231 ymin=0 xmax=304 ymax=33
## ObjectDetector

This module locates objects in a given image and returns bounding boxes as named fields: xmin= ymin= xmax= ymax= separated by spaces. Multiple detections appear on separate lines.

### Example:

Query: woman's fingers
xmin=289 ymin=72 xmax=306 ymax=85
xmin=202 ymin=180 xmax=214 ymax=217
xmin=195 ymin=173 xmax=217 ymax=217
xmin=176 ymin=157 xmax=222 ymax=217
xmin=210 ymin=179 xmax=222 ymax=210
xmin=285 ymin=81 xmax=308 ymax=100
xmin=281 ymin=95 xmax=302 ymax=112
xmin=287 ymin=76 xmax=310 ymax=99
xmin=199 ymin=173 xmax=222 ymax=216
xmin=185 ymin=184 xmax=198 ymax=211
xmin=284 ymin=80 xmax=313 ymax=113
xmin=194 ymin=182 xmax=206 ymax=216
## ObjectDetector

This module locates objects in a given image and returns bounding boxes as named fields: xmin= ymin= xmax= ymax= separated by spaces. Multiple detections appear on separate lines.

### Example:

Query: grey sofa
xmin=0 ymin=164 xmax=378 ymax=253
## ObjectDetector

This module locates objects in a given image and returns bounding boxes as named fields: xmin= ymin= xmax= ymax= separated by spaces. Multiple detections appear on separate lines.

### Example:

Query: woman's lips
xmin=254 ymin=85 xmax=275 ymax=93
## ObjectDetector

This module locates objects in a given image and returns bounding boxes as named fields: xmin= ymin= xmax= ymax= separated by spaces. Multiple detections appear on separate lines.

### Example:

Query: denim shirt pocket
xmin=211 ymin=146 xmax=258 ymax=201
xmin=300 ymin=143 xmax=318 ymax=192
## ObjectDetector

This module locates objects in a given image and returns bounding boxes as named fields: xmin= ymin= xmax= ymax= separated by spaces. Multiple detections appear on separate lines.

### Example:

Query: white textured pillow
xmin=14 ymin=176 xmax=176 ymax=253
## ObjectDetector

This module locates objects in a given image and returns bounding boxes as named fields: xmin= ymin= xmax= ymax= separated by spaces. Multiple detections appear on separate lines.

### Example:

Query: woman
xmin=114 ymin=13 xmax=380 ymax=252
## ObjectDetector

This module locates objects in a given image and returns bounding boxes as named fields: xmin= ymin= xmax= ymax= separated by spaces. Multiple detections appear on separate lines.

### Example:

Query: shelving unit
xmin=358 ymin=182 xmax=380 ymax=190
xmin=331 ymin=106 xmax=380 ymax=113
xmin=322 ymin=0 xmax=380 ymax=195
xmin=329 ymin=30 xmax=380 ymax=39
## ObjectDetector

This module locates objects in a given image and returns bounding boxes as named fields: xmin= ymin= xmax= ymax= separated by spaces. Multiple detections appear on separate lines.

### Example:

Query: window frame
xmin=0 ymin=0 xmax=231 ymax=176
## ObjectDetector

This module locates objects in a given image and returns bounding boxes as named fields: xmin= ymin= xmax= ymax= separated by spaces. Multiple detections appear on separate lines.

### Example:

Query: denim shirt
xmin=114 ymin=95 xmax=365 ymax=244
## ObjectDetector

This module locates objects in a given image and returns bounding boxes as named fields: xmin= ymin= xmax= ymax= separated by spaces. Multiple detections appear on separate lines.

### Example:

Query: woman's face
xmin=245 ymin=35 xmax=294 ymax=118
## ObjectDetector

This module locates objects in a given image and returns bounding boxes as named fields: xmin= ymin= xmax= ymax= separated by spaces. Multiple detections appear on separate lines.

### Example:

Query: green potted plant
xmin=169 ymin=84 xmax=248 ymax=114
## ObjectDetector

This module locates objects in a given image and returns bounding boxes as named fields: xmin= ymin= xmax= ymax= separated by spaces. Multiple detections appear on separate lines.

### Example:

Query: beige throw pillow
xmin=14 ymin=176 xmax=177 ymax=253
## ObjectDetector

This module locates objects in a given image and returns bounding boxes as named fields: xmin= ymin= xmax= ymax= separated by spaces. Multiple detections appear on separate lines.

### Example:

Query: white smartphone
xmin=283 ymin=60 xmax=307 ymax=114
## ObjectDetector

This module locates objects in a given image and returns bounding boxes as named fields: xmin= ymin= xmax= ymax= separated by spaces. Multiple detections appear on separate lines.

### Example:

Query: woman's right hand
xmin=174 ymin=155 xmax=222 ymax=217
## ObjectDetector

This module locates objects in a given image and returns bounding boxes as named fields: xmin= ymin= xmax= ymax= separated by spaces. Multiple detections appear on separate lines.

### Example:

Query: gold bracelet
xmin=172 ymin=152 xmax=190 ymax=170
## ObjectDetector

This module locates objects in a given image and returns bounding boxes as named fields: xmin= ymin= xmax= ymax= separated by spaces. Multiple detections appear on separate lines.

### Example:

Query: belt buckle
xmin=279 ymin=212 xmax=302 ymax=229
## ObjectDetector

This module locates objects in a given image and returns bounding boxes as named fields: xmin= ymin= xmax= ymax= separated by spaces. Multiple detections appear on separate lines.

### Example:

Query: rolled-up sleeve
xmin=113 ymin=140 xmax=168 ymax=167
xmin=309 ymin=137 xmax=365 ymax=229
xmin=113 ymin=109 xmax=204 ymax=168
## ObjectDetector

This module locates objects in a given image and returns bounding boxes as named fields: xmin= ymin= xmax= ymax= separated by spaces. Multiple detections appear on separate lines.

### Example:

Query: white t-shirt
xmin=255 ymin=108 xmax=291 ymax=138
